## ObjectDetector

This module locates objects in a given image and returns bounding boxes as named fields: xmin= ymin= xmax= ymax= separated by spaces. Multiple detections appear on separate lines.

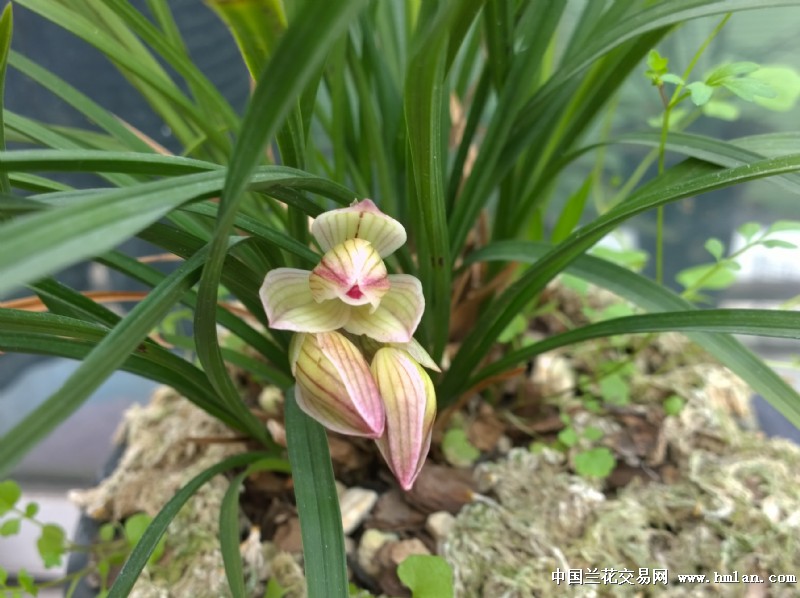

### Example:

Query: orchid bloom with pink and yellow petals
xmin=259 ymin=199 xmax=424 ymax=343
xmin=260 ymin=199 xmax=438 ymax=490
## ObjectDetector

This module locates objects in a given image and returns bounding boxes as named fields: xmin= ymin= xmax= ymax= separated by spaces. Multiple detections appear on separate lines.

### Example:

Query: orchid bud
xmin=371 ymin=348 xmax=437 ymax=490
xmin=291 ymin=332 xmax=386 ymax=438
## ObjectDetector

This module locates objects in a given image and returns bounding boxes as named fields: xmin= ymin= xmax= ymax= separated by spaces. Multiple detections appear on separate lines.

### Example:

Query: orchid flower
xmin=260 ymin=199 xmax=424 ymax=343
xmin=261 ymin=199 xmax=438 ymax=490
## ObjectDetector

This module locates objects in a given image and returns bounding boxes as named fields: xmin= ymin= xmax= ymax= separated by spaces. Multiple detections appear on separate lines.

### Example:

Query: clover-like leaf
xmin=687 ymin=81 xmax=713 ymax=106
xmin=17 ymin=568 xmax=36 ymax=596
xmin=37 ymin=524 xmax=66 ymax=569
xmin=751 ymin=66 xmax=800 ymax=112
xmin=706 ymin=61 xmax=760 ymax=86
xmin=704 ymin=238 xmax=724 ymax=261
xmin=660 ymin=73 xmax=684 ymax=85
xmin=645 ymin=49 xmax=669 ymax=82
xmin=738 ymin=221 xmax=762 ymax=241
xmin=599 ymin=373 xmax=630 ymax=406
xmin=23 ymin=502 xmax=39 ymax=519
xmin=582 ymin=426 xmax=605 ymax=442
xmin=762 ymin=239 xmax=797 ymax=250
xmin=768 ymin=220 xmax=800 ymax=234
xmin=557 ymin=427 xmax=579 ymax=448
xmin=677 ymin=262 xmax=737 ymax=292
xmin=663 ymin=395 xmax=686 ymax=416
xmin=442 ymin=429 xmax=480 ymax=468
xmin=722 ymin=77 xmax=776 ymax=102
xmin=397 ymin=554 xmax=454 ymax=598
xmin=574 ymin=447 xmax=616 ymax=479
xmin=0 ymin=481 xmax=21 ymax=516
xmin=0 ymin=518 xmax=20 ymax=537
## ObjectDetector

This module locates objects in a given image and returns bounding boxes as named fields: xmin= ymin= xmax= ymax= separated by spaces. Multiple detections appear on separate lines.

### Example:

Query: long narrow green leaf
xmin=207 ymin=0 xmax=288 ymax=79
xmin=448 ymin=0 xmax=565 ymax=253
xmin=285 ymin=389 xmax=348 ymax=598
xmin=219 ymin=466 xmax=250 ymax=598
xmin=97 ymin=242 xmax=288 ymax=373
xmin=558 ymin=131 xmax=800 ymax=194
xmin=478 ymin=308 xmax=800 ymax=391
xmin=163 ymin=333 xmax=292 ymax=388
xmin=29 ymin=277 xmax=121 ymax=326
xmin=0 ymin=166 xmax=353 ymax=295
xmin=483 ymin=0 xmax=512 ymax=89
xmin=0 ymin=332 xmax=236 ymax=436
xmin=551 ymin=175 xmax=592 ymax=243
xmin=4 ymin=112 xmax=139 ymax=187
xmin=195 ymin=0 xmax=368 ymax=464
xmin=462 ymin=240 xmax=800 ymax=428
xmin=14 ymin=0 xmax=228 ymax=153
xmin=145 ymin=0 xmax=185 ymax=50
xmin=102 ymin=0 xmax=241 ymax=132
xmin=219 ymin=459 xmax=291 ymax=598
xmin=181 ymin=201 xmax=318 ymax=264
xmin=511 ymin=32 xmax=666 ymax=233
xmin=0 ymin=149 xmax=219 ymax=175
xmin=513 ymin=0 xmax=800 ymax=143
xmin=0 ymin=241 xmax=269 ymax=474
xmin=8 ymin=172 xmax=71 ymax=193
xmin=404 ymin=2 xmax=459 ymax=357
xmin=347 ymin=38 xmax=396 ymax=215
xmin=0 ymin=4 xmax=14 ymax=194
xmin=440 ymin=154 xmax=800 ymax=399
xmin=108 ymin=452 xmax=281 ymax=598
xmin=446 ymin=65 xmax=490 ymax=211
xmin=7 ymin=50 xmax=154 ymax=152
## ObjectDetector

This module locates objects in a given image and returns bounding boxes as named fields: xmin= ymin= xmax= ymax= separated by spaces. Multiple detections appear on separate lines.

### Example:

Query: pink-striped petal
xmin=260 ymin=268 xmax=349 ymax=333
xmin=293 ymin=332 xmax=385 ymax=438
xmin=343 ymin=274 xmax=424 ymax=342
xmin=311 ymin=199 xmax=407 ymax=258
xmin=308 ymin=238 xmax=390 ymax=309
xmin=371 ymin=348 xmax=436 ymax=490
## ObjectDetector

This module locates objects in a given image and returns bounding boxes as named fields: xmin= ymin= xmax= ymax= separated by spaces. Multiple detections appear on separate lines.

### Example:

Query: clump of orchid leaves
xmin=260 ymin=199 xmax=438 ymax=489
xmin=2 ymin=1 xmax=800 ymax=597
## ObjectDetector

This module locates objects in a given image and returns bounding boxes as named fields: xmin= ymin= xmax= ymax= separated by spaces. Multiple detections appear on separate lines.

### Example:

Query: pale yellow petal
xmin=311 ymin=199 xmax=407 ymax=258
xmin=260 ymin=268 xmax=349 ymax=333
xmin=344 ymin=274 xmax=424 ymax=342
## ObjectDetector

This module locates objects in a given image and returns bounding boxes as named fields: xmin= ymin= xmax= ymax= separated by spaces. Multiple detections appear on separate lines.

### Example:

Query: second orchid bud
xmin=371 ymin=348 xmax=437 ymax=491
